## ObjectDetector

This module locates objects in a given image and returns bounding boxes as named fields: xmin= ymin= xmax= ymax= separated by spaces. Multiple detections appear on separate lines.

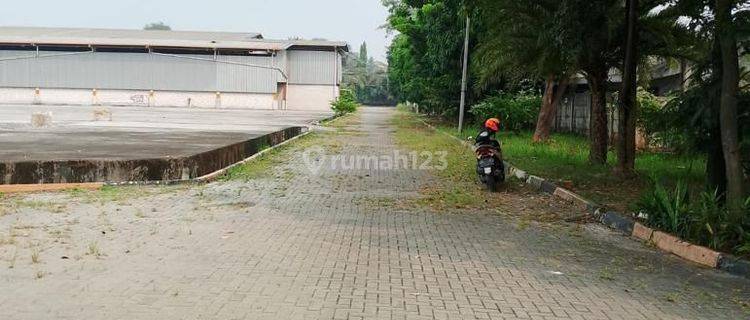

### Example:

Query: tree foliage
xmin=143 ymin=22 xmax=171 ymax=31
xmin=469 ymin=91 xmax=542 ymax=133
xmin=468 ymin=0 xmax=582 ymax=143
xmin=468 ymin=0 xmax=575 ymax=88
xmin=646 ymin=0 xmax=750 ymax=206
xmin=382 ymin=0 xmax=749 ymax=200
xmin=383 ymin=0 xmax=478 ymax=117
xmin=359 ymin=43 xmax=369 ymax=63
xmin=342 ymin=42 xmax=394 ymax=105
xmin=330 ymin=89 xmax=360 ymax=115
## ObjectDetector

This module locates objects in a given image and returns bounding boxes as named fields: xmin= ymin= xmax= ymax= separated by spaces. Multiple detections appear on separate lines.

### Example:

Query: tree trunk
xmin=707 ymin=130 xmax=728 ymax=201
xmin=615 ymin=0 xmax=639 ymax=177
xmin=716 ymin=0 xmax=745 ymax=211
xmin=533 ymin=75 xmax=570 ymax=142
xmin=587 ymin=69 xmax=609 ymax=165
xmin=680 ymin=59 xmax=690 ymax=91
xmin=553 ymin=77 xmax=570 ymax=120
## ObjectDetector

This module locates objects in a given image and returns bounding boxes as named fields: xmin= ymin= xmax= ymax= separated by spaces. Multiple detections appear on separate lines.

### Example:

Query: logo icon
xmin=302 ymin=146 xmax=326 ymax=175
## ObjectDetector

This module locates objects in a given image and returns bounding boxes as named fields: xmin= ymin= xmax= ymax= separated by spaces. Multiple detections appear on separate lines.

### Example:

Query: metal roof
xmin=0 ymin=26 xmax=347 ymax=51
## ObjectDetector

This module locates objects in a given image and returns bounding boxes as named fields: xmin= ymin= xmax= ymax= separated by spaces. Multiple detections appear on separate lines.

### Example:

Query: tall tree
xmin=383 ymin=0 xmax=480 ymax=116
xmin=560 ymin=0 xmax=622 ymax=164
xmin=359 ymin=42 xmax=369 ymax=64
xmin=715 ymin=0 xmax=745 ymax=210
xmin=343 ymin=49 xmax=394 ymax=105
xmin=655 ymin=0 xmax=748 ymax=204
xmin=615 ymin=0 xmax=640 ymax=176
xmin=614 ymin=0 xmax=698 ymax=174
xmin=143 ymin=22 xmax=171 ymax=31
xmin=534 ymin=76 xmax=570 ymax=142
xmin=469 ymin=0 xmax=575 ymax=142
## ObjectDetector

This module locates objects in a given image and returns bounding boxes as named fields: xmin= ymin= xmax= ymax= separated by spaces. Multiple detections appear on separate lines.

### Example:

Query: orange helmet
xmin=485 ymin=118 xmax=500 ymax=132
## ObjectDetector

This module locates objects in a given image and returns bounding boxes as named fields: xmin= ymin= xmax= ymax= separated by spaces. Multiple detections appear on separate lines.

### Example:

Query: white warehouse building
xmin=0 ymin=27 xmax=348 ymax=111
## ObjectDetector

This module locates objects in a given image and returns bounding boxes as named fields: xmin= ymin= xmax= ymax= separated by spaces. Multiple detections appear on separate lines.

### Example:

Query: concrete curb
xmin=194 ymin=113 xmax=341 ymax=181
xmin=600 ymin=211 xmax=636 ymax=235
xmin=633 ymin=223 xmax=654 ymax=241
xmin=104 ymin=128 xmax=313 ymax=186
xmin=651 ymin=231 xmax=721 ymax=268
xmin=315 ymin=114 xmax=341 ymax=125
xmin=5 ymin=127 xmax=314 ymax=191
xmin=194 ymin=129 xmax=311 ymax=183
xmin=420 ymin=117 xmax=750 ymax=279
xmin=719 ymin=255 xmax=750 ymax=276
xmin=0 ymin=182 xmax=104 ymax=194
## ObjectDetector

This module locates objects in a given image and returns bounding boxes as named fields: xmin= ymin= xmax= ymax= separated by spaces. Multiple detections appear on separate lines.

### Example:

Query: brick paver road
xmin=0 ymin=107 xmax=748 ymax=319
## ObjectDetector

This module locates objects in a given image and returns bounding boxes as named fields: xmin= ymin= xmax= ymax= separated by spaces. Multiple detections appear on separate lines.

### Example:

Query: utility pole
xmin=458 ymin=16 xmax=470 ymax=133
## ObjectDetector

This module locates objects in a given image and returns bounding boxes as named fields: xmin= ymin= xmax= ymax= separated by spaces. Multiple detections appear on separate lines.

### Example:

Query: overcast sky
xmin=0 ymin=0 xmax=393 ymax=61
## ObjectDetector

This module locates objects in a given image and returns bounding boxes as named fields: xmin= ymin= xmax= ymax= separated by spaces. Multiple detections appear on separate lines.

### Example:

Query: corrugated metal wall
xmin=287 ymin=50 xmax=341 ymax=85
xmin=554 ymin=90 xmax=620 ymax=137
xmin=0 ymin=50 xmax=280 ymax=93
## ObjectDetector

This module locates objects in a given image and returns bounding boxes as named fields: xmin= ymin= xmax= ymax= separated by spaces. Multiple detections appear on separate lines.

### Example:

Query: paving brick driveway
xmin=0 ymin=107 xmax=748 ymax=319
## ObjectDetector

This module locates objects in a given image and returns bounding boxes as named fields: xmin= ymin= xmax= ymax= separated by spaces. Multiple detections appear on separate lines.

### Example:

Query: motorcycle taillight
xmin=476 ymin=147 xmax=495 ymax=156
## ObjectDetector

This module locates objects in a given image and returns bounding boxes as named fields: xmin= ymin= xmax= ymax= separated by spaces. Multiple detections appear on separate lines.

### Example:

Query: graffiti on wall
xmin=130 ymin=94 xmax=147 ymax=105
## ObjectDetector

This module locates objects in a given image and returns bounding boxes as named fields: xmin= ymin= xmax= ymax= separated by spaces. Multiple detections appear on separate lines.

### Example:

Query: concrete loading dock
xmin=0 ymin=104 xmax=332 ymax=184
xmin=0 ymin=26 xmax=345 ymax=185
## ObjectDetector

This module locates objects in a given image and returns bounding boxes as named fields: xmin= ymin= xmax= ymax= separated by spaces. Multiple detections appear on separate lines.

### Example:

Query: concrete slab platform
xmin=0 ymin=104 xmax=332 ymax=184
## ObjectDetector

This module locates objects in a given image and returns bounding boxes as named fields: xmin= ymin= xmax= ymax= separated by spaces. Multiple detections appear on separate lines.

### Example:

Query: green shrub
xmin=637 ymin=89 xmax=666 ymax=136
xmin=469 ymin=91 xmax=541 ymax=132
xmin=636 ymin=89 xmax=663 ymax=131
xmin=636 ymin=89 xmax=686 ymax=150
xmin=639 ymin=180 xmax=691 ymax=234
xmin=331 ymin=89 xmax=360 ymax=115
xmin=638 ymin=180 xmax=750 ymax=257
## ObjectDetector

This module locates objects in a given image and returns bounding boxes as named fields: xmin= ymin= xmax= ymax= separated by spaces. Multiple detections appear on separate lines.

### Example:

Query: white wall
xmin=286 ymin=85 xmax=338 ymax=111
xmin=0 ymin=84 xmax=336 ymax=111
xmin=0 ymin=88 xmax=277 ymax=109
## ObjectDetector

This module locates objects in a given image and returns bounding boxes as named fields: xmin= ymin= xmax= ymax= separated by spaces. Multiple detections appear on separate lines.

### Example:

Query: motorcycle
xmin=474 ymin=141 xmax=505 ymax=192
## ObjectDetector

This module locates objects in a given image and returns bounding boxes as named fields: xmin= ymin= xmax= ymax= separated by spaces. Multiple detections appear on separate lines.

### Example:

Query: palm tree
xmin=656 ymin=0 xmax=748 ymax=207
xmin=470 ymin=0 xmax=575 ymax=142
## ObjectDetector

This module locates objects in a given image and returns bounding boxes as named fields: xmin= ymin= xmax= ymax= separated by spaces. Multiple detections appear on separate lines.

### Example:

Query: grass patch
xmin=598 ymin=266 xmax=617 ymax=281
xmin=7 ymin=249 xmax=17 ymax=269
xmin=87 ymin=242 xmax=103 ymax=258
xmin=221 ymin=132 xmax=324 ymax=180
xmin=134 ymin=209 xmax=147 ymax=219
xmin=66 ymin=184 xmax=185 ymax=204
xmin=664 ymin=292 xmax=680 ymax=303
xmin=392 ymin=110 xmax=526 ymax=210
xmin=95 ymin=185 xmax=141 ymax=202
xmin=0 ymin=233 xmax=16 ymax=246
xmin=31 ymin=248 xmax=40 ymax=264
xmin=327 ymin=112 xmax=361 ymax=131
xmin=13 ymin=200 xmax=67 ymax=213
xmin=429 ymin=118 xmax=703 ymax=212
xmin=222 ymin=141 xmax=292 ymax=180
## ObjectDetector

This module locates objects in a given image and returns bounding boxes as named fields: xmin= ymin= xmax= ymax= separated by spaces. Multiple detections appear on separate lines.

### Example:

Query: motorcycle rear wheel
xmin=486 ymin=176 xmax=498 ymax=192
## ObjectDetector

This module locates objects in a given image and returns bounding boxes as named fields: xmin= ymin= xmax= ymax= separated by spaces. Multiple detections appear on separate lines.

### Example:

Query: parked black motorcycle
xmin=474 ymin=141 xmax=505 ymax=192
